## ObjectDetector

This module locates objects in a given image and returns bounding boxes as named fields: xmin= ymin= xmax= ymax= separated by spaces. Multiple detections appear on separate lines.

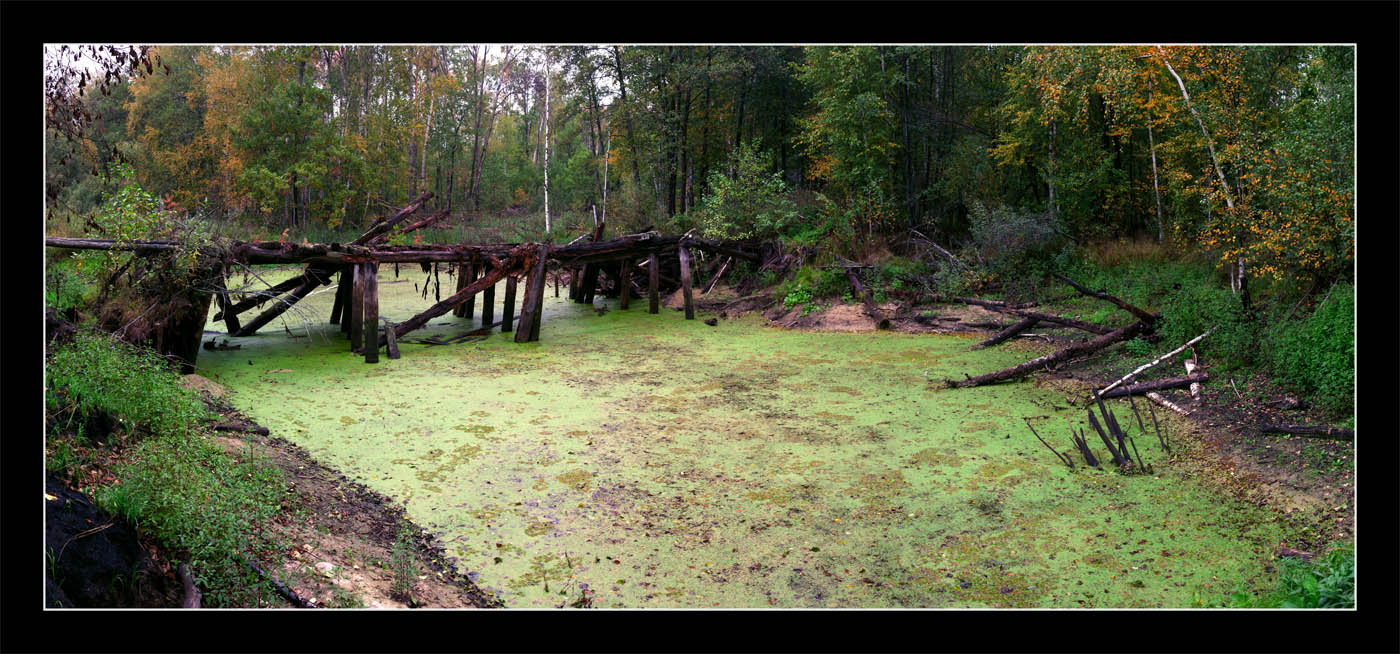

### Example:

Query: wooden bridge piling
xmin=620 ymin=258 xmax=631 ymax=310
xmin=349 ymin=263 xmax=365 ymax=352
xmin=362 ymin=261 xmax=380 ymax=364
xmin=648 ymin=253 xmax=660 ymax=314
xmin=501 ymin=275 xmax=518 ymax=333
xmin=481 ymin=262 xmax=496 ymax=326
xmin=678 ymin=244 xmax=695 ymax=320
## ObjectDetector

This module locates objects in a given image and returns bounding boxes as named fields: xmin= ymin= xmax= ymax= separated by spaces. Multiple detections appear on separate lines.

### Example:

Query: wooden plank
xmin=481 ymin=262 xmax=496 ymax=325
xmin=349 ymin=263 xmax=364 ymax=351
xmin=501 ymin=275 xmax=518 ymax=333
xmin=363 ymin=262 xmax=380 ymax=363
xmin=678 ymin=245 xmax=695 ymax=319
xmin=620 ymin=258 xmax=631 ymax=310
xmin=648 ymin=253 xmax=660 ymax=314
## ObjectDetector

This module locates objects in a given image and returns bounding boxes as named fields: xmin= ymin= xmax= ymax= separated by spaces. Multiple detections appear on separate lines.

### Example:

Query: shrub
xmin=97 ymin=433 xmax=284 ymax=607
xmin=1217 ymin=548 xmax=1354 ymax=608
xmin=1159 ymin=283 xmax=1258 ymax=371
xmin=47 ymin=330 xmax=211 ymax=441
xmin=1266 ymin=283 xmax=1354 ymax=415
xmin=695 ymin=140 xmax=799 ymax=241
xmin=776 ymin=265 xmax=845 ymax=315
xmin=967 ymin=201 xmax=1066 ymax=280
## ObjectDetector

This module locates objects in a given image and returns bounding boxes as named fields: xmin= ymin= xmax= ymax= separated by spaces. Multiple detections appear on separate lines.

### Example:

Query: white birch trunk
xmin=543 ymin=49 xmax=551 ymax=235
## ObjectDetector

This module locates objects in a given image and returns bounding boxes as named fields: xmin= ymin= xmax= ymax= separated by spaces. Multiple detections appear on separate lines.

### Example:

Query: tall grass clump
xmin=1266 ymin=283 xmax=1354 ymax=415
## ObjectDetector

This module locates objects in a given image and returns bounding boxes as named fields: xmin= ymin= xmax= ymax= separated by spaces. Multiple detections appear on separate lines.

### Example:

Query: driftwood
xmin=947 ymin=321 xmax=1150 ymax=388
xmin=1258 ymin=425 xmax=1354 ymax=441
xmin=1099 ymin=373 xmax=1210 ymax=399
xmin=978 ymin=317 xmax=1039 ymax=348
xmin=1099 ymin=326 xmax=1216 ymax=395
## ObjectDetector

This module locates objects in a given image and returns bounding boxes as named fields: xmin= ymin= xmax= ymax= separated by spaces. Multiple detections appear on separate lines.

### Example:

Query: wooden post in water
xmin=362 ymin=261 xmax=380 ymax=364
xmin=678 ymin=244 xmax=695 ymax=320
xmin=214 ymin=271 xmax=242 ymax=335
xmin=330 ymin=265 xmax=351 ymax=326
xmin=481 ymin=262 xmax=496 ymax=325
xmin=515 ymin=245 xmax=549 ymax=343
xmin=501 ymin=275 xmax=518 ymax=333
xmin=569 ymin=267 xmax=579 ymax=299
xmin=648 ymin=253 xmax=660 ymax=314
xmin=349 ymin=263 xmax=364 ymax=351
xmin=463 ymin=256 xmax=478 ymax=319
xmin=620 ymin=258 xmax=631 ymax=310
xmin=452 ymin=262 xmax=469 ymax=318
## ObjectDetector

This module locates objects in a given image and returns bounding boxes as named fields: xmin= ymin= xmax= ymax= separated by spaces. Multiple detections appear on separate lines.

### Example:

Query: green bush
xmin=1267 ymin=283 xmax=1354 ymax=414
xmin=47 ymin=331 xmax=211 ymax=441
xmin=1217 ymin=548 xmax=1354 ymax=608
xmin=97 ymin=433 xmax=285 ymax=607
xmin=1159 ymin=283 xmax=1258 ymax=371
xmin=776 ymin=265 xmax=846 ymax=315
xmin=45 ymin=257 xmax=94 ymax=314
xmin=695 ymin=140 xmax=799 ymax=241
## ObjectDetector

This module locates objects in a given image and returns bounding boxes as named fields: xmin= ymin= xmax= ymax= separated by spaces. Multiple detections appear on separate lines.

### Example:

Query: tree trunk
xmin=947 ymin=321 xmax=1150 ymax=388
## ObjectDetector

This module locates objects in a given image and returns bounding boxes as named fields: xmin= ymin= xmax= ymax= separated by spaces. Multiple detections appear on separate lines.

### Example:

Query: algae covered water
xmin=199 ymin=267 xmax=1282 ymax=607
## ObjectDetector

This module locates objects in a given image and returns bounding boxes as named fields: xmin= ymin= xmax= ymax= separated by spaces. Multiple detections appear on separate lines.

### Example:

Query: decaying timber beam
xmin=361 ymin=262 xmax=380 ymax=363
xmin=501 ymin=276 xmax=518 ymax=333
xmin=514 ymin=244 xmax=548 ymax=343
xmin=685 ymin=236 xmax=763 ymax=264
xmin=946 ymin=321 xmax=1151 ymax=388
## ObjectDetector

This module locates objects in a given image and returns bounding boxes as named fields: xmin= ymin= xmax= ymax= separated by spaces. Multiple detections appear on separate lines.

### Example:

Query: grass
xmin=1209 ymin=547 xmax=1354 ymax=608
xmin=46 ymin=327 xmax=289 ymax=607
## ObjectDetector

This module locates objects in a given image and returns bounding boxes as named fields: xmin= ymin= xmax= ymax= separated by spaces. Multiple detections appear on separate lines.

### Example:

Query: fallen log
xmin=381 ymin=209 xmax=450 ymax=242
xmin=844 ymin=267 xmax=890 ymax=330
xmin=215 ymin=270 xmax=327 ymax=322
xmin=978 ymin=317 xmax=1039 ymax=348
xmin=234 ymin=555 xmax=318 ymax=608
xmin=1053 ymin=273 xmax=1160 ymax=324
xmin=946 ymin=321 xmax=1150 ymax=388
xmin=1258 ymin=425 xmax=1355 ymax=441
xmin=1099 ymin=326 xmax=1216 ymax=395
xmin=212 ymin=423 xmax=270 ymax=436
xmin=985 ymin=306 xmax=1114 ymax=336
xmin=230 ymin=270 xmax=332 ymax=338
xmin=1099 ymin=373 xmax=1211 ymax=399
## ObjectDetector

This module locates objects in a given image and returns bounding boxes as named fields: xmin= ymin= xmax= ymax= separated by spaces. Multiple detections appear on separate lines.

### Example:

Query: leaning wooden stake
xmin=514 ymin=244 xmax=549 ymax=343
xmin=648 ymin=253 xmax=660 ymax=314
xmin=678 ymin=244 xmax=695 ymax=320
xmin=330 ymin=265 xmax=351 ymax=326
xmin=947 ymin=321 xmax=1150 ymax=388
xmin=362 ymin=262 xmax=380 ymax=364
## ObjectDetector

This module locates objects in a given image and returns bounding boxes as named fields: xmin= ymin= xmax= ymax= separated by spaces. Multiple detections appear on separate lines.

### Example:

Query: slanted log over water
xmin=984 ymin=306 xmax=1114 ymax=336
xmin=362 ymin=262 xmax=380 ymax=364
xmin=354 ymin=191 xmax=433 ymax=246
xmin=678 ymin=244 xmax=695 ymax=320
xmin=231 ymin=268 xmax=332 ymax=338
xmin=384 ymin=251 xmax=518 ymax=346
xmin=946 ymin=321 xmax=1151 ymax=388
xmin=215 ymin=270 xmax=323 ymax=322
xmin=329 ymin=265 xmax=351 ymax=325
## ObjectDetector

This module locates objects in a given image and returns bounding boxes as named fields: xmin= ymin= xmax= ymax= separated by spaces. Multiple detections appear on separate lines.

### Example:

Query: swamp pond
xmin=198 ymin=266 xmax=1284 ymax=608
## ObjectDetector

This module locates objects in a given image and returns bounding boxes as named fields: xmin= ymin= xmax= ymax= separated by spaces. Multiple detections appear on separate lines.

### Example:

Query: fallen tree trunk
xmin=212 ymin=423 xmax=271 ymax=436
xmin=977 ymin=317 xmax=1040 ymax=348
xmin=1099 ymin=373 xmax=1211 ymax=399
xmin=1146 ymin=392 xmax=1190 ymax=416
xmin=354 ymin=191 xmax=433 ymax=246
xmin=946 ymin=321 xmax=1150 ymax=388
xmin=230 ymin=271 xmax=331 ymax=337
xmin=1259 ymin=425 xmax=1355 ymax=441
xmin=215 ymin=270 xmax=328 ymax=322
xmin=235 ymin=556 xmax=318 ymax=608
xmin=845 ymin=268 xmax=890 ymax=330
xmin=1053 ymin=273 xmax=1160 ymax=324
xmin=1099 ymin=326 xmax=1216 ymax=395
xmin=986 ymin=306 xmax=1114 ymax=336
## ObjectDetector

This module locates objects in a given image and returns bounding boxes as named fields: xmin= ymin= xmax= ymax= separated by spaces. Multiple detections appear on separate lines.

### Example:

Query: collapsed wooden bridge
xmin=45 ymin=192 xmax=766 ymax=372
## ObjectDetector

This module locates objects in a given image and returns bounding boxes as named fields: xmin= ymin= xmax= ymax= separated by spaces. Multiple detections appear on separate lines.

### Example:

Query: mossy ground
xmin=198 ymin=265 xmax=1287 ymax=607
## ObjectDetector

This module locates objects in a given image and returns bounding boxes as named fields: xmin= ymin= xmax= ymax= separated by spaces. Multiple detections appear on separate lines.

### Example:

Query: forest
xmin=43 ymin=44 xmax=1355 ymax=614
